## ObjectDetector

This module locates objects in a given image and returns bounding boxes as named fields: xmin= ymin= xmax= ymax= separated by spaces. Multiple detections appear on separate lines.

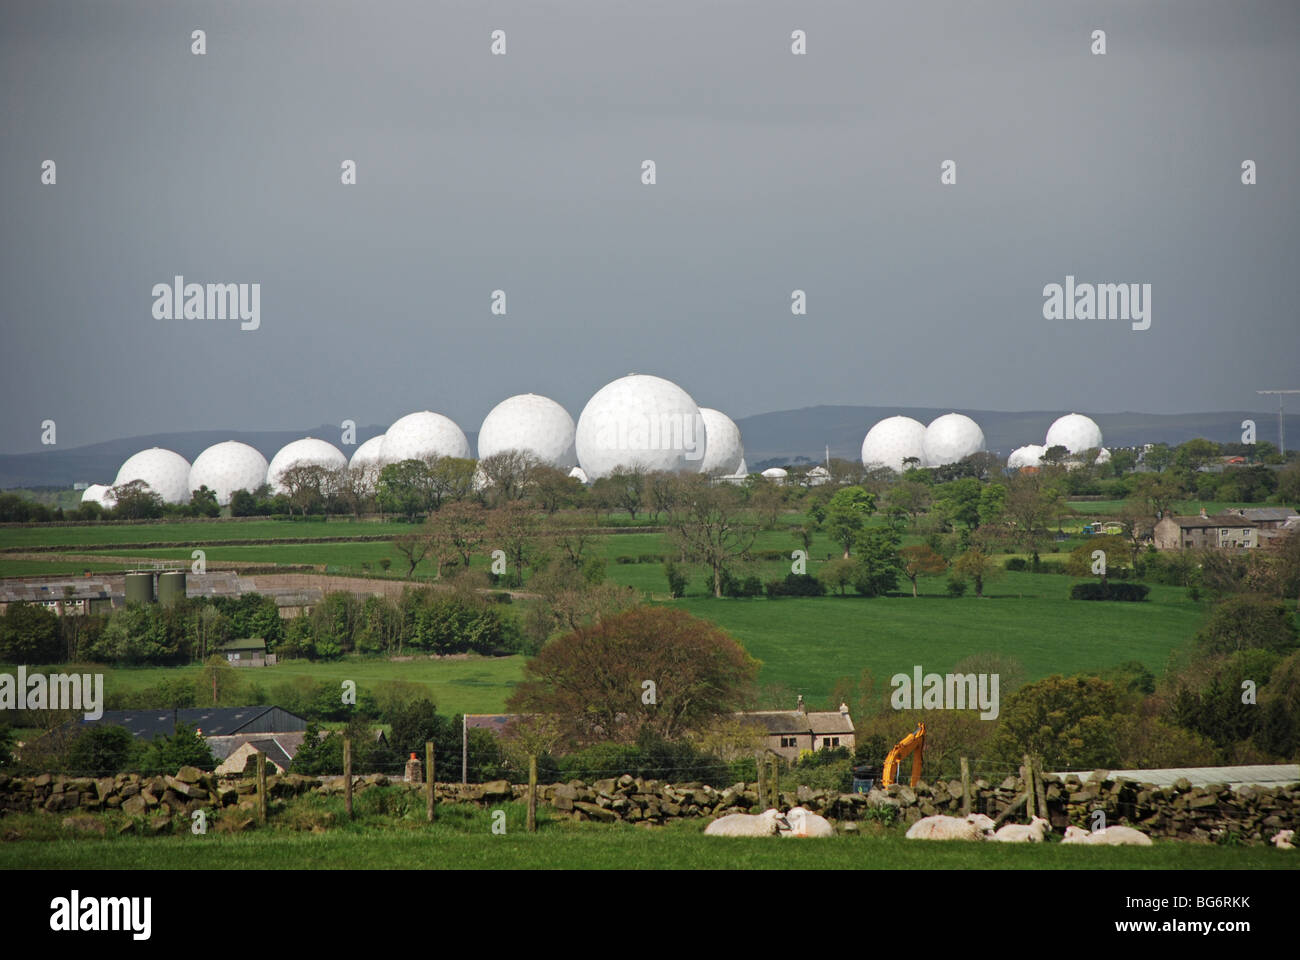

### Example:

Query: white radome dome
xmin=114 ymin=447 xmax=192 ymax=504
xmin=1007 ymin=445 xmax=1047 ymax=470
xmin=266 ymin=438 xmax=347 ymax=495
xmin=568 ymin=466 xmax=589 ymax=484
xmin=81 ymin=484 xmax=117 ymax=509
xmin=698 ymin=408 xmax=744 ymax=476
xmin=188 ymin=441 xmax=268 ymax=506
xmin=923 ymin=414 xmax=986 ymax=467
xmin=861 ymin=416 xmax=928 ymax=472
xmin=734 ymin=457 xmax=748 ymax=476
xmin=380 ymin=411 xmax=471 ymax=464
xmin=349 ymin=435 xmax=386 ymax=472
xmin=574 ymin=374 xmax=706 ymax=480
xmin=1095 ymin=447 xmax=1111 ymax=464
xmin=477 ymin=394 xmax=577 ymax=469
xmin=761 ymin=467 xmax=788 ymax=481
xmin=1045 ymin=413 xmax=1103 ymax=455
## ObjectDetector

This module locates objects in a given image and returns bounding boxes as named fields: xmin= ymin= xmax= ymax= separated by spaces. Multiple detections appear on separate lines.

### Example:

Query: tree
xmin=429 ymin=456 xmax=479 ymax=508
xmin=425 ymin=500 xmax=487 ymax=576
xmin=545 ymin=513 xmax=597 ymax=570
xmin=376 ymin=460 xmax=430 ymax=520
xmin=748 ymin=481 xmax=787 ymax=530
xmin=478 ymin=450 xmax=540 ymax=505
xmin=899 ymin=544 xmax=948 ymax=597
xmin=1175 ymin=438 xmax=1220 ymax=475
xmin=394 ymin=532 xmax=431 ymax=578
xmin=818 ymin=558 xmax=856 ymax=596
xmin=531 ymin=466 xmax=584 ymax=514
xmin=592 ymin=466 xmax=646 ymax=520
xmin=110 ymin=479 xmax=163 ymax=519
xmin=1195 ymin=596 xmax=1299 ymax=656
xmin=851 ymin=528 xmax=901 ymax=596
xmin=189 ymin=485 xmax=220 ymax=518
xmin=884 ymin=480 xmax=931 ymax=527
xmin=506 ymin=607 xmax=759 ymax=747
xmin=824 ymin=485 xmax=877 ymax=558
xmin=952 ymin=547 xmax=1000 ymax=598
xmin=934 ymin=477 xmax=982 ymax=537
xmin=665 ymin=476 xmax=758 ymax=598
xmin=488 ymin=501 xmax=543 ymax=584
xmin=0 ymin=602 xmax=62 ymax=663
xmin=137 ymin=722 xmax=217 ymax=774
xmin=1142 ymin=443 xmax=1174 ymax=473
xmin=990 ymin=675 xmax=1121 ymax=769
xmin=279 ymin=464 xmax=330 ymax=517
xmin=68 ymin=725 xmax=138 ymax=776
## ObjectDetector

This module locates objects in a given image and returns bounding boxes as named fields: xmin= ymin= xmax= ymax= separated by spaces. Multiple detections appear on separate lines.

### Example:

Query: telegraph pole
xmin=1257 ymin=390 xmax=1300 ymax=456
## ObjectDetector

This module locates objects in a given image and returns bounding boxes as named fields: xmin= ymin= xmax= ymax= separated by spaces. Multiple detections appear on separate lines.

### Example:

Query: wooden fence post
xmin=756 ymin=752 xmax=766 ymax=808
xmin=426 ymin=741 xmax=436 ymax=823
xmin=527 ymin=754 xmax=538 ymax=833
xmin=960 ymin=757 xmax=971 ymax=818
xmin=1033 ymin=755 xmax=1048 ymax=823
xmin=344 ymin=738 xmax=354 ymax=820
xmin=256 ymin=751 xmax=267 ymax=826
xmin=769 ymin=756 xmax=780 ymax=809
xmin=1021 ymin=756 xmax=1035 ymax=820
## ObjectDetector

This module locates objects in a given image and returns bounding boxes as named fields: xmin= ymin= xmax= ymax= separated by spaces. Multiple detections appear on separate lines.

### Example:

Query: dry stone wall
xmin=1 ymin=769 xmax=1295 ymax=844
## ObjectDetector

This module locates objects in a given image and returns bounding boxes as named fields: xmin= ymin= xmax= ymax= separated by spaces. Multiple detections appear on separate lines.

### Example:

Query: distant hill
xmin=0 ymin=408 xmax=1292 ymax=489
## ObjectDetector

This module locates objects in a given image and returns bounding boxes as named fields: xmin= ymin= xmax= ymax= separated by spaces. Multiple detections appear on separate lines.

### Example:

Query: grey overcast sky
xmin=2 ymin=0 xmax=1297 ymax=454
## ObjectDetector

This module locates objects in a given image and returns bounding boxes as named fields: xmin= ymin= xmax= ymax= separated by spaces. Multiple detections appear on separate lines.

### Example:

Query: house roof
xmin=1230 ymin=508 xmax=1300 ymax=522
xmin=78 ymin=705 xmax=305 ymax=739
xmin=207 ymin=731 xmax=308 ymax=761
xmin=217 ymin=637 xmax=267 ymax=652
xmin=740 ymin=710 xmax=854 ymax=736
xmin=247 ymin=738 xmax=295 ymax=772
xmin=1163 ymin=514 xmax=1258 ymax=530
xmin=0 ymin=580 xmax=115 ymax=603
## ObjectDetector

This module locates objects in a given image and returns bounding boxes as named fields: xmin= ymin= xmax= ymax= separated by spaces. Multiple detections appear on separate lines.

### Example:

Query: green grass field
xmin=2 ymin=801 xmax=1292 ymax=870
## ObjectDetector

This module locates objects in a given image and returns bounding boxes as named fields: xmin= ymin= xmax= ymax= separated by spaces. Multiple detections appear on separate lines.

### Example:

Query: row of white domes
xmin=861 ymin=412 xmax=1108 ymax=472
xmin=83 ymin=375 xmax=750 ymax=507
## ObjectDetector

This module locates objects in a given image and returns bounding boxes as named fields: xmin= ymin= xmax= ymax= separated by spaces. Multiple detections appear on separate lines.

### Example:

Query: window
xmin=780 ymin=736 xmax=797 ymax=748
xmin=822 ymin=737 xmax=840 ymax=749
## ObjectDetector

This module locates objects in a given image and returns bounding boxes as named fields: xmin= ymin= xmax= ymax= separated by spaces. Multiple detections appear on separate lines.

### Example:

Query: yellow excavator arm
xmin=880 ymin=722 xmax=925 ymax=788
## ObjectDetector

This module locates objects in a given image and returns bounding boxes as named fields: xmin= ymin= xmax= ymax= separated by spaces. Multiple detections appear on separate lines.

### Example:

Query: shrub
xmin=1005 ymin=557 xmax=1029 ymax=572
xmin=615 ymin=555 xmax=637 ymax=564
xmin=946 ymin=577 xmax=968 ymax=597
xmin=765 ymin=573 xmax=827 ymax=598
xmin=664 ymin=561 xmax=688 ymax=599
xmin=1069 ymin=582 xmax=1150 ymax=601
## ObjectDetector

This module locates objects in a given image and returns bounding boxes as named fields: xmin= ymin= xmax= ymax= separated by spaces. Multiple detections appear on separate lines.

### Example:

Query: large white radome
xmin=348 ymin=435 xmax=386 ymax=477
xmin=698 ymin=408 xmax=744 ymax=476
xmin=114 ymin=448 xmax=192 ymax=504
xmin=266 ymin=438 xmax=347 ymax=495
xmin=861 ymin=416 xmax=928 ymax=472
xmin=923 ymin=414 xmax=986 ymax=466
xmin=81 ymin=484 xmax=117 ymax=509
xmin=574 ymin=374 xmax=706 ymax=480
xmin=1045 ymin=413 xmax=1103 ymax=455
xmin=477 ymin=394 xmax=577 ymax=469
xmin=380 ymin=411 xmax=471 ymax=464
xmin=1007 ymin=444 xmax=1047 ymax=470
xmin=188 ymin=441 xmax=268 ymax=506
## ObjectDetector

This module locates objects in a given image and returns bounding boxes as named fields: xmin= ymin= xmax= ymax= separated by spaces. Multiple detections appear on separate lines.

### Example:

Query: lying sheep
xmin=965 ymin=813 xmax=996 ymax=835
xmin=703 ymin=808 xmax=789 ymax=837
xmin=780 ymin=806 xmax=835 ymax=838
xmin=1062 ymin=824 xmax=1152 ymax=846
xmin=992 ymin=816 xmax=1050 ymax=842
xmin=906 ymin=815 xmax=985 ymax=841
xmin=1273 ymin=829 xmax=1294 ymax=850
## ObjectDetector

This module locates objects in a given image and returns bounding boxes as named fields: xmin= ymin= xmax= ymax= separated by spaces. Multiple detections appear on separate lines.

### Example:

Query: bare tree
xmin=478 ymin=450 xmax=540 ymax=505
xmin=666 ymin=475 xmax=759 ymax=598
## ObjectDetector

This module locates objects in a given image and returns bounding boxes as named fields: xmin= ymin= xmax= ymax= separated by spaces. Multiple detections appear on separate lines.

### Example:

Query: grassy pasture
xmin=1 ymin=799 xmax=1291 ymax=870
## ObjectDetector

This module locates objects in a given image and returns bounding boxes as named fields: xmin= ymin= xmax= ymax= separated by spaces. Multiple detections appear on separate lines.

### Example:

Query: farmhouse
xmin=740 ymin=696 xmax=855 ymax=762
xmin=1153 ymin=509 xmax=1258 ymax=551
xmin=215 ymin=637 xmax=276 ymax=666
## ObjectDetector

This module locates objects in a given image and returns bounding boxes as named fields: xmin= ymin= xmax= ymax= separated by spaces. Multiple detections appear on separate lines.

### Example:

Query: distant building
xmin=1226 ymin=507 xmax=1300 ymax=531
xmin=0 ymin=579 xmax=118 ymax=616
xmin=77 ymin=705 xmax=308 ymax=741
xmin=739 ymin=696 xmax=855 ymax=762
xmin=1154 ymin=509 xmax=1258 ymax=551
xmin=216 ymin=637 xmax=276 ymax=667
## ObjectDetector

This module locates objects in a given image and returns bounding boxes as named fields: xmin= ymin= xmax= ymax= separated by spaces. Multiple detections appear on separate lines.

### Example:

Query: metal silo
xmin=157 ymin=571 xmax=187 ymax=607
xmin=124 ymin=572 xmax=154 ymax=605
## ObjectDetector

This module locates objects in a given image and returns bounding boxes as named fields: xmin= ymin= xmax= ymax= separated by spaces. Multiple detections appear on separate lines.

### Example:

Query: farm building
xmin=211 ymin=727 xmax=389 ymax=775
xmin=1154 ymin=509 xmax=1258 ymax=551
xmin=739 ymin=697 xmax=855 ymax=762
xmin=216 ymin=637 xmax=276 ymax=666
xmin=0 ymin=579 xmax=118 ymax=616
xmin=76 ymin=705 xmax=308 ymax=741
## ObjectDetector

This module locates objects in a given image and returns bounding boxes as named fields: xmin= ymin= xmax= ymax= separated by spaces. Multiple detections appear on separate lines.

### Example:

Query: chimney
xmin=796 ymin=694 xmax=806 ymax=714
xmin=405 ymin=751 xmax=423 ymax=783
xmin=839 ymin=701 xmax=850 ymax=719
xmin=1199 ymin=507 xmax=1208 ymax=519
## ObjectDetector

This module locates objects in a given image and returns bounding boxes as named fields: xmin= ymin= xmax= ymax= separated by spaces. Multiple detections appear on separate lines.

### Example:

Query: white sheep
xmin=1062 ymin=824 xmax=1152 ymax=846
xmin=703 ymin=808 xmax=789 ymax=837
xmin=1273 ymin=829 xmax=1294 ymax=850
xmin=780 ymin=806 xmax=835 ymax=838
xmin=965 ymin=813 xmax=996 ymax=835
xmin=905 ymin=815 xmax=985 ymax=841
xmin=992 ymin=816 xmax=1050 ymax=842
